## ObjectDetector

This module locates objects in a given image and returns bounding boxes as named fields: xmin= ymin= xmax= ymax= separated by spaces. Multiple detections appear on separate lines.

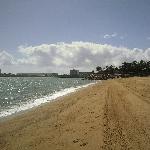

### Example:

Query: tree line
xmin=88 ymin=60 xmax=150 ymax=80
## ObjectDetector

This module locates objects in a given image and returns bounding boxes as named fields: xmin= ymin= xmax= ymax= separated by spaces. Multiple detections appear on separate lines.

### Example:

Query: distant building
xmin=16 ymin=73 xmax=45 ymax=77
xmin=69 ymin=69 xmax=93 ymax=78
xmin=58 ymin=74 xmax=71 ymax=78
xmin=16 ymin=73 xmax=58 ymax=77
xmin=70 ymin=69 xmax=79 ymax=77
xmin=44 ymin=73 xmax=58 ymax=77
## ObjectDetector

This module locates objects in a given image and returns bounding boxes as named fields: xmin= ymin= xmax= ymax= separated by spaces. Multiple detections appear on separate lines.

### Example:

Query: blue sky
xmin=0 ymin=0 xmax=150 ymax=73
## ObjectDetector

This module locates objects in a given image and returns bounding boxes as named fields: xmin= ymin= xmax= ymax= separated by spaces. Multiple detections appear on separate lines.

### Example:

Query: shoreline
xmin=0 ymin=81 xmax=98 ymax=122
xmin=0 ymin=77 xmax=150 ymax=150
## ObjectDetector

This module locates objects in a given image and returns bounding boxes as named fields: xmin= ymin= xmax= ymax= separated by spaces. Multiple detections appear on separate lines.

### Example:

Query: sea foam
xmin=0 ymin=82 xmax=95 ymax=119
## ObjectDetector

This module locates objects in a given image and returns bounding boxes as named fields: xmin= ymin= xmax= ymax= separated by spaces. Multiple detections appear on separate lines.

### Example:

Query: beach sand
xmin=0 ymin=77 xmax=150 ymax=150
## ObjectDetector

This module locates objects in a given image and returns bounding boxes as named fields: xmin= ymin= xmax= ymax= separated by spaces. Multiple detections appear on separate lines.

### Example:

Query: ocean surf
xmin=0 ymin=77 xmax=95 ymax=118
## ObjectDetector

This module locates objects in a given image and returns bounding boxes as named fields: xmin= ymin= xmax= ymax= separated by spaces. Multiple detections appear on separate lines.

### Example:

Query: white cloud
xmin=0 ymin=42 xmax=150 ymax=73
xmin=104 ymin=33 xmax=117 ymax=39
xmin=0 ymin=50 xmax=15 ymax=65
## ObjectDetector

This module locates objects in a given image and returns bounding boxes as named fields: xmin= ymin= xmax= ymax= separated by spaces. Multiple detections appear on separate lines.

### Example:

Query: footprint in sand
xmin=73 ymin=138 xmax=88 ymax=147
xmin=95 ymin=115 xmax=100 ymax=118
xmin=73 ymin=139 xmax=79 ymax=143
xmin=90 ymin=126 xmax=95 ymax=129
xmin=80 ymin=142 xmax=88 ymax=147
xmin=85 ymin=121 xmax=89 ymax=123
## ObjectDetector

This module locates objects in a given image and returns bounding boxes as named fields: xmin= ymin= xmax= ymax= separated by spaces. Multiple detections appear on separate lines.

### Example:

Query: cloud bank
xmin=0 ymin=42 xmax=150 ymax=73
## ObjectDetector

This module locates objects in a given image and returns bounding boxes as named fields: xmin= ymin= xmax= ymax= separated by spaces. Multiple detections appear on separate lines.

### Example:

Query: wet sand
xmin=0 ymin=77 xmax=150 ymax=150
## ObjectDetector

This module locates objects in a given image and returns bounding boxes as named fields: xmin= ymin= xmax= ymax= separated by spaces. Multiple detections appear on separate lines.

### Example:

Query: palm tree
xmin=96 ymin=66 xmax=102 ymax=73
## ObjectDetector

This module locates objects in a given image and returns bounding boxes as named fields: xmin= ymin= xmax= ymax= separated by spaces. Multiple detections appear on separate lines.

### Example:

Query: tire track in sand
xmin=102 ymin=81 xmax=150 ymax=150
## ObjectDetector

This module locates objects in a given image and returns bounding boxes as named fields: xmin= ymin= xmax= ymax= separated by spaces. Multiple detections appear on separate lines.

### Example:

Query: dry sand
xmin=0 ymin=77 xmax=150 ymax=150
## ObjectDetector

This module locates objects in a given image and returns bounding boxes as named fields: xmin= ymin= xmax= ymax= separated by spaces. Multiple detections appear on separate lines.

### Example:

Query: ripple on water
xmin=0 ymin=77 xmax=96 ymax=118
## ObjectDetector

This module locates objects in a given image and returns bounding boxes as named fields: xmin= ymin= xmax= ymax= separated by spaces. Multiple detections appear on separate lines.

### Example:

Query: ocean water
xmin=0 ymin=77 xmax=95 ymax=118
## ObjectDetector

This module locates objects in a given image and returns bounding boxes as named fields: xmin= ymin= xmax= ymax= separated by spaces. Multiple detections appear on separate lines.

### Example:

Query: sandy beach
xmin=0 ymin=77 xmax=150 ymax=150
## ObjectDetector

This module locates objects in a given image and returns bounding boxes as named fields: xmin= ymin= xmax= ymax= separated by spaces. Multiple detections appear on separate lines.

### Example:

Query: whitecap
xmin=0 ymin=82 xmax=96 ymax=119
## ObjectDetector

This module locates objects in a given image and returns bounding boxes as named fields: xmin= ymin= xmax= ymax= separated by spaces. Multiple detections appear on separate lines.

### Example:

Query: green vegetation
xmin=87 ymin=60 xmax=150 ymax=80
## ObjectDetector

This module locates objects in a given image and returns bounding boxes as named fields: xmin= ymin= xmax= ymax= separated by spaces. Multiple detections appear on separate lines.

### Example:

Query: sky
xmin=0 ymin=0 xmax=150 ymax=73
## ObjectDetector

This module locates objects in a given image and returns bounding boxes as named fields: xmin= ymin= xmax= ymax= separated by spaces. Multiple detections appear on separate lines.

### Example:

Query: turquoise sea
xmin=0 ymin=77 xmax=95 ymax=118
